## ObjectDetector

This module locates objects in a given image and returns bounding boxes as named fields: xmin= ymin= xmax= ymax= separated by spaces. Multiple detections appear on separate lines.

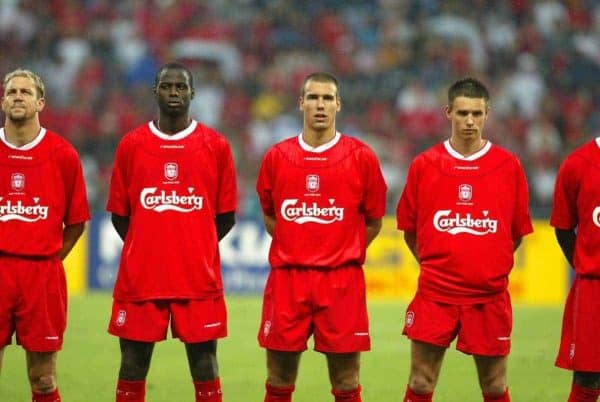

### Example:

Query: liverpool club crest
xmin=306 ymin=174 xmax=319 ymax=192
xmin=164 ymin=163 xmax=178 ymax=181
xmin=11 ymin=173 xmax=25 ymax=191
xmin=458 ymin=184 xmax=472 ymax=202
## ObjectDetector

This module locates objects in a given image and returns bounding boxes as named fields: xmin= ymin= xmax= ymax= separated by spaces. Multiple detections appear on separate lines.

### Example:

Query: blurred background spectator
xmin=1 ymin=0 xmax=599 ymax=217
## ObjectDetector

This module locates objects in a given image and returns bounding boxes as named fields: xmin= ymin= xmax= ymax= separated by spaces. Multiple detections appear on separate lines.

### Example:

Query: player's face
xmin=446 ymin=96 xmax=488 ymax=142
xmin=154 ymin=69 xmax=194 ymax=117
xmin=1 ymin=76 xmax=45 ymax=123
xmin=299 ymin=80 xmax=341 ymax=133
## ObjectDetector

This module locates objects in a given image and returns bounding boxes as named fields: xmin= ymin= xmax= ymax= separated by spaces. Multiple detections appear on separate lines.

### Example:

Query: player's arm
xmin=554 ymin=228 xmax=576 ymax=267
xmin=365 ymin=217 xmax=382 ymax=247
xmin=58 ymin=222 xmax=85 ymax=260
xmin=403 ymin=231 xmax=419 ymax=262
xmin=216 ymin=211 xmax=235 ymax=241
xmin=263 ymin=214 xmax=276 ymax=237
xmin=513 ymin=237 xmax=523 ymax=251
xmin=111 ymin=213 xmax=130 ymax=241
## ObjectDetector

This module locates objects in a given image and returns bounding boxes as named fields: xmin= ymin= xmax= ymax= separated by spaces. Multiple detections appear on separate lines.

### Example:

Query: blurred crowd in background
xmin=1 ymin=0 xmax=599 ymax=217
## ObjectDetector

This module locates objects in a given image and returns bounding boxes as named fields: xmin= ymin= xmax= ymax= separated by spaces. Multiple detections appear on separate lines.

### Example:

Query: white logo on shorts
xmin=569 ymin=343 xmax=576 ymax=359
xmin=406 ymin=311 xmax=415 ymax=327
xmin=263 ymin=320 xmax=272 ymax=337
xmin=116 ymin=310 xmax=127 ymax=327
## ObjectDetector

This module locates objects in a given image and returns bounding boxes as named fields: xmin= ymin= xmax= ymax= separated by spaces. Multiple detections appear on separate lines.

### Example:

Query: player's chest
xmin=418 ymin=172 xmax=515 ymax=209
xmin=272 ymin=162 xmax=363 ymax=202
xmin=127 ymin=148 xmax=218 ymax=188
xmin=0 ymin=161 xmax=63 ymax=199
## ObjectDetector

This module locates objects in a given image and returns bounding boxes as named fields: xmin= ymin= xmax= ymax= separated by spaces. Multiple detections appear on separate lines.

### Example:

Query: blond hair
xmin=3 ymin=68 xmax=45 ymax=99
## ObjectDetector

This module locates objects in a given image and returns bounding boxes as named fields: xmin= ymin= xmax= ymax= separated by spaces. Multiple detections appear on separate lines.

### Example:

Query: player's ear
xmin=298 ymin=95 xmax=304 ymax=111
xmin=36 ymin=97 xmax=45 ymax=113
xmin=444 ymin=104 xmax=452 ymax=119
xmin=190 ymin=88 xmax=195 ymax=100
xmin=336 ymin=96 xmax=341 ymax=112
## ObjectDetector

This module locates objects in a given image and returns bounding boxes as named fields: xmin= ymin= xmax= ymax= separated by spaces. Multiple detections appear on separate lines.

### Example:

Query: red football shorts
xmin=0 ymin=255 xmax=67 ymax=352
xmin=556 ymin=276 xmax=600 ymax=371
xmin=108 ymin=296 xmax=227 ymax=343
xmin=258 ymin=266 xmax=370 ymax=353
xmin=403 ymin=291 xmax=512 ymax=356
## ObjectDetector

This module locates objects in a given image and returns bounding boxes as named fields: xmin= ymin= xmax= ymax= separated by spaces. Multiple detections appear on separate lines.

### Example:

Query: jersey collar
xmin=0 ymin=127 xmax=47 ymax=150
xmin=298 ymin=131 xmax=341 ymax=153
xmin=443 ymin=139 xmax=492 ymax=161
xmin=149 ymin=120 xmax=197 ymax=140
xmin=595 ymin=137 xmax=600 ymax=148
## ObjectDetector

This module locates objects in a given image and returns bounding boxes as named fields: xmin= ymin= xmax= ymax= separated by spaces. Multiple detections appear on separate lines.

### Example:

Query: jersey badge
xmin=11 ymin=172 xmax=25 ymax=191
xmin=458 ymin=184 xmax=472 ymax=202
xmin=306 ymin=174 xmax=319 ymax=193
xmin=164 ymin=162 xmax=178 ymax=181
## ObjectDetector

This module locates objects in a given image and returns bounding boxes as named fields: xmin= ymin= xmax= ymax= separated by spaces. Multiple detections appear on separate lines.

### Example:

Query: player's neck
xmin=302 ymin=129 xmax=336 ymax=148
xmin=3 ymin=118 xmax=41 ymax=147
xmin=156 ymin=116 xmax=191 ymax=135
xmin=449 ymin=136 xmax=487 ymax=157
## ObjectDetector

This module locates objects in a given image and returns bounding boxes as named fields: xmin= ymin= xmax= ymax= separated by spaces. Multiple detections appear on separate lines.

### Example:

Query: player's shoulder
xmin=117 ymin=123 xmax=150 ymax=148
xmin=565 ymin=139 xmax=600 ymax=167
xmin=486 ymin=143 xmax=522 ymax=167
xmin=43 ymin=129 xmax=81 ymax=160
xmin=195 ymin=121 xmax=231 ymax=149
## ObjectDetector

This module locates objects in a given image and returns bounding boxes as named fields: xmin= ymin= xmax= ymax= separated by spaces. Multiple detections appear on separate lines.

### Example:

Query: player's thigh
xmin=457 ymin=291 xmax=512 ymax=356
xmin=403 ymin=293 xmax=460 ymax=348
xmin=16 ymin=258 xmax=66 ymax=352
xmin=171 ymin=297 xmax=227 ymax=343
xmin=258 ymin=268 xmax=312 ymax=352
xmin=108 ymin=300 xmax=170 ymax=342
xmin=313 ymin=267 xmax=370 ymax=353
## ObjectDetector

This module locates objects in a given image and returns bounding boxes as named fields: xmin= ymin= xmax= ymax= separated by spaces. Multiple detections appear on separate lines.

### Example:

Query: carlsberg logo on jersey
xmin=140 ymin=187 xmax=203 ymax=213
xmin=0 ymin=197 xmax=49 ymax=222
xmin=433 ymin=209 xmax=498 ymax=235
xmin=593 ymin=206 xmax=600 ymax=228
xmin=281 ymin=198 xmax=344 ymax=224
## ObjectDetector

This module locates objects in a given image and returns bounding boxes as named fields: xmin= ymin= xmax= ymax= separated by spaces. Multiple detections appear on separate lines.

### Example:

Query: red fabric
xmin=32 ymin=388 xmax=61 ymax=402
xmin=403 ymin=292 xmax=512 ymax=356
xmin=332 ymin=385 xmax=362 ymax=401
xmin=107 ymin=120 xmax=237 ymax=301
xmin=403 ymin=385 xmax=433 ymax=402
xmin=568 ymin=382 xmax=600 ymax=402
xmin=193 ymin=378 xmax=222 ymax=402
xmin=256 ymin=134 xmax=387 ymax=269
xmin=483 ymin=388 xmax=510 ymax=402
xmin=258 ymin=267 xmax=369 ymax=353
xmin=396 ymin=141 xmax=533 ymax=304
xmin=0 ymin=129 xmax=90 ymax=256
xmin=556 ymin=277 xmax=600 ymax=371
xmin=551 ymin=140 xmax=600 ymax=276
xmin=0 ymin=257 xmax=66 ymax=352
xmin=264 ymin=383 xmax=294 ymax=402
xmin=116 ymin=379 xmax=145 ymax=402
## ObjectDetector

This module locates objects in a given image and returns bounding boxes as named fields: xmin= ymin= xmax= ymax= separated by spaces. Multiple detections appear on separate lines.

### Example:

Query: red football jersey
xmin=396 ymin=140 xmax=533 ymax=304
xmin=256 ymin=133 xmax=387 ymax=269
xmin=107 ymin=120 xmax=237 ymax=301
xmin=0 ymin=128 xmax=90 ymax=256
xmin=551 ymin=138 xmax=600 ymax=276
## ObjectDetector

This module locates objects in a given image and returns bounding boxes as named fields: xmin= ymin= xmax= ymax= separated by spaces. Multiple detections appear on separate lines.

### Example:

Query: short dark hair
xmin=301 ymin=72 xmax=339 ymax=97
xmin=448 ymin=77 xmax=489 ymax=106
xmin=154 ymin=62 xmax=194 ymax=89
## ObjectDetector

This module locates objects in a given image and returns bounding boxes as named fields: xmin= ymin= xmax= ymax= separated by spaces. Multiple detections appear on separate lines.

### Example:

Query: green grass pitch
xmin=0 ymin=293 xmax=570 ymax=401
